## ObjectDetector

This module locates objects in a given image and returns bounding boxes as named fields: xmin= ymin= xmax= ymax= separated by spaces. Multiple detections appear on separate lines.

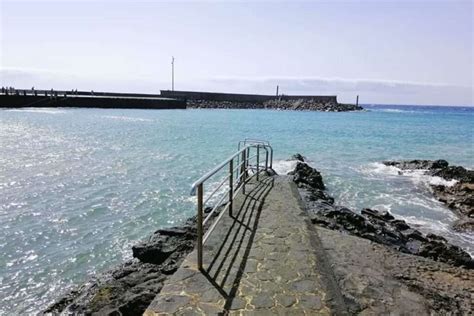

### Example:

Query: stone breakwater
xmin=187 ymin=99 xmax=363 ymax=112
xmin=383 ymin=159 xmax=474 ymax=231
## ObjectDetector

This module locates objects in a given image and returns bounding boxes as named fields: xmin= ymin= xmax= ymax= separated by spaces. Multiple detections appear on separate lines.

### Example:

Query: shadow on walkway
xmin=200 ymin=175 xmax=274 ymax=311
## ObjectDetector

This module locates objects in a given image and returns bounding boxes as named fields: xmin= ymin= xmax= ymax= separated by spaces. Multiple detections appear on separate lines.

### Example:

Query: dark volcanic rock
xmin=288 ymin=161 xmax=325 ymax=190
xmin=431 ymin=166 xmax=474 ymax=183
xmin=289 ymin=153 xmax=305 ymax=162
xmin=383 ymin=159 xmax=449 ymax=170
xmin=383 ymin=159 xmax=474 ymax=231
xmin=431 ymin=183 xmax=474 ymax=218
xmin=186 ymin=98 xmax=363 ymax=112
xmin=132 ymin=227 xmax=196 ymax=265
xmin=289 ymin=155 xmax=473 ymax=268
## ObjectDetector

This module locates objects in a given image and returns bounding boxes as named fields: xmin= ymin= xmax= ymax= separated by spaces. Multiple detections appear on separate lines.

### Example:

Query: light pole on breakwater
xmin=171 ymin=56 xmax=175 ymax=91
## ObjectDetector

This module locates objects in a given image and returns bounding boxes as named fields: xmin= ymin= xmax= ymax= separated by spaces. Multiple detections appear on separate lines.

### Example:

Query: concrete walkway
xmin=145 ymin=175 xmax=333 ymax=315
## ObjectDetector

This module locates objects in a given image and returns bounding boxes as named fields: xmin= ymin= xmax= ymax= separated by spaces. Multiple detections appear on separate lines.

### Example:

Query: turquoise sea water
xmin=0 ymin=105 xmax=473 ymax=313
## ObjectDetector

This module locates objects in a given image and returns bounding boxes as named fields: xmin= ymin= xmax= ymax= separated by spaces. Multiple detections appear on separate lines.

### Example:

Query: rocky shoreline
xmin=383 ymin=159 xmax=474 ymax=231
xmin=44 ymin=209 xmax=223 ymax=315
xmin=289 ymin=155 xmax=473 ymax=268
xmin=290 ymin=154 xmax=473 ymax=314
xmin=187 ymin=98 xmax=363 ymax=112
xmin=46 ymin=155 xmax=473 ymax=315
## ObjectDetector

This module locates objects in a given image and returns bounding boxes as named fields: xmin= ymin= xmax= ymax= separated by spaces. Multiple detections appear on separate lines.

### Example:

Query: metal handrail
xmin=191 ymin=140 xmax=273 ymax=269
xmin=238 ymin=139 xmax=273 ymax=169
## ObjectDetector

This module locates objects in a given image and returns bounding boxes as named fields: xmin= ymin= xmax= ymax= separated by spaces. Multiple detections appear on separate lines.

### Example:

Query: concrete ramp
xmin=145 ymin=175 xmax=333 ymax=315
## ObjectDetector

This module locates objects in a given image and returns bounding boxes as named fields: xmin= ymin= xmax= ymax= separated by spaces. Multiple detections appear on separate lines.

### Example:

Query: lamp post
xmin=171 ymin=56 xmax=175 ymax=91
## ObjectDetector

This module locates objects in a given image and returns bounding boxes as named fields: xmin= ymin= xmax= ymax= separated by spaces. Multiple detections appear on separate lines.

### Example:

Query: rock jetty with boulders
xmin=288 ymin=155 xmax=473 ymax=268
xmin=187 ymin=98 xmax=363 ymax=112
xmin=383 ymin=159 xmax=474 ymax=231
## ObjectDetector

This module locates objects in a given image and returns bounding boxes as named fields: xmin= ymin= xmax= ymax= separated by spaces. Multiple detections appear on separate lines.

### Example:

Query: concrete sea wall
xmin=0 ymin=95 xmax=187 ymax=110
xmin=160 ymin=90 xmax=338 ymax=104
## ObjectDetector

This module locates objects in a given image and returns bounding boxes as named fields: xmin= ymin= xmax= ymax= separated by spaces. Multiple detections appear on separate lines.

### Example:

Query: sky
xmin=0 ymin=0 xmax=473 ymax=105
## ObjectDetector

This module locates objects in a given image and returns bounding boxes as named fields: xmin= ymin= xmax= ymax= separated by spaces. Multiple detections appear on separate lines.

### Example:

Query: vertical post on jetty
xmin=276 ymin=85 xmax=279 ymax=96
xmin=229 ymin=159 xmax=233 ymax=217
xmin=241 ymin=149 xmax=246 ymax=194
xmin=356 ymin=95 xmax=359 ymax=106
xmin=256 ymin=145 xmax=260 ymax=181
xmin=197 ymin=183 xmax=203 ymax=270
xmin=171 ymin=56 xmax=175 ymax=91
xmin=265 ymin=149 xmax=269 ymax=170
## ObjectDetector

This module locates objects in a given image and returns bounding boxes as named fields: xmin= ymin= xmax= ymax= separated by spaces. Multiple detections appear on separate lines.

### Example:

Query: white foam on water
xmin=272 ymin=159 xmax=297 ymax=175
xmin=361 ymin=162 xmax=458 ymax=187
xmin=379 ymin=109 xmax=415 ymax=113
xmin=361 ymin=162 xmax=401 ymax=176
xmin=101 ymin=115 xmax=154 ymax=122
xmin=6 ymin=108 xmax=66 ymax=114
xmin=354 ymin=162 xmax=474 ymax=255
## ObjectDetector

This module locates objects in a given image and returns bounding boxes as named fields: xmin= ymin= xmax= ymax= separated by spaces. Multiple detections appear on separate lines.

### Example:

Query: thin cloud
xmin=1 ymin=68 xmax=472 ymax=106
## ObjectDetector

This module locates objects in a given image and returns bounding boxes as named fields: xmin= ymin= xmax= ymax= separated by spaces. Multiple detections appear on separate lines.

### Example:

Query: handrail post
xmin=229 ymin=159 xmax=233 ymax=217
xmin=197 ymin=183 xmax=203 ymax=270
xmin=241 ymin=148 xmax=246 ymax=194
xmin=265 ymin=149 xmax=269 ymax=170
xmin=256 ymin=145 xmax=260 ymax=180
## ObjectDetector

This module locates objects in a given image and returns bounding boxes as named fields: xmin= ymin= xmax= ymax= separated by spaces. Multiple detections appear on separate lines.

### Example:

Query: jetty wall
xmin=0 ymin=95 xmax=187 ymax=110
xmin=160 ymin=90 xmax=338 ymax=104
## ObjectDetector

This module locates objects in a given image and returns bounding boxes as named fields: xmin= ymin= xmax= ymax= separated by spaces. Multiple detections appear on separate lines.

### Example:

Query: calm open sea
xmin=1 ymin=105 xmax=473 ymax=313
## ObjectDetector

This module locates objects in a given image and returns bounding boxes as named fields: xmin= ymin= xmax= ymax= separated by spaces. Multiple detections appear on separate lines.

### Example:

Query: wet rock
xmin=288 ymin=161 xmax=325 ymax=190
xmin=289 ymin=153 xmax=305 ymax=162
xmin=132 ymin=227 xmax=196 ymax=264
xmin=431 ymin=166 xmax=474 ymax=182
xmin=383 ymin=159 xmax=473 ymax=231
xmin=453 ymin=218 xmax=474 ymax=231
xmin=431 ymin=183 xmax=474 ymax=218
xmin=383 ymin=159 xmax=449 ymax=170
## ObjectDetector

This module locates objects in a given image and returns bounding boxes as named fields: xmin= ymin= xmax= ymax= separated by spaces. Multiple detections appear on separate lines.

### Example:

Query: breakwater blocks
xmin=160 ymin=90 xmax=363 ymax=111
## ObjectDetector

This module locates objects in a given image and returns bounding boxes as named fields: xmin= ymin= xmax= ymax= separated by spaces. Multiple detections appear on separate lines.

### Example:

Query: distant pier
xmin=0 ymin=89 xmax=187 ymax=110
xmin=1 ymin=88 xmax=361 ymax=111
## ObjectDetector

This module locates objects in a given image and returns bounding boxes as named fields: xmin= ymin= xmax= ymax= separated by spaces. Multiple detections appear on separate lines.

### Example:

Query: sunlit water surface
xmin=0 ymin=105 xmax=473 ymax=313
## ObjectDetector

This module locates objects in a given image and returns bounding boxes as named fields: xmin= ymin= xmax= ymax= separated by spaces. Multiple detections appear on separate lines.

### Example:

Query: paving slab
xmin=145 ymin=175 xmax=332 ymax=315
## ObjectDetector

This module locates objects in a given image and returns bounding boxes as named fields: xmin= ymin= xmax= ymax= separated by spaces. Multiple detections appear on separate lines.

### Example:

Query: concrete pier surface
xmin=145 ymin=175 xmax=342 ymax=315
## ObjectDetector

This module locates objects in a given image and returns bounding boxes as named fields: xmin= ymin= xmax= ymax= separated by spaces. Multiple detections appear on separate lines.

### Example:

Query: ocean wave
xmin=6 ymin=108 xmax=67 ymax=114
xmin=377 ymin=109 xmax=416 ymax=113
xmin=370 ymin=107 xmax=439 ymax=114
xmin=272 ymin=159 xmax=297 ymax=175
xmin=101 ymin=115 xmax=154 ymax=122
xmin=360 ymin=162 xmax=458 ymax=187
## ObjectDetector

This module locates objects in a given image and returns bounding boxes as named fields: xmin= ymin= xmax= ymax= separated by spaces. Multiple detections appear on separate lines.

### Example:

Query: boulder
xmin=132 ymin=227 xmax=196 ymax=265
xmin=288 ymin=161 xmax=325 ymax=190
xmin=289 ymin=153 xmax=305 ymax=162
